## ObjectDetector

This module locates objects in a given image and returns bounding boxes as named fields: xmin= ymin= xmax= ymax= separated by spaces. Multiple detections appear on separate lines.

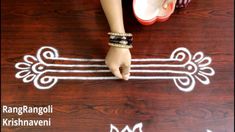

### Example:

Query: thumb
xmin=121 ymin=65 xmax=130 ymax=80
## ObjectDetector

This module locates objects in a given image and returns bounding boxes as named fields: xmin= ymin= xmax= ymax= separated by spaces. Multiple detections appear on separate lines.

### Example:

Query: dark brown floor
xmin=1 ymin=0 xmax=234 ymax=132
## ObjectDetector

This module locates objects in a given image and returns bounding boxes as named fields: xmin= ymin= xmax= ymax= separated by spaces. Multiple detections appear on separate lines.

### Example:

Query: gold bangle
xmin=108 ymin=43 xmax=133 ymax=48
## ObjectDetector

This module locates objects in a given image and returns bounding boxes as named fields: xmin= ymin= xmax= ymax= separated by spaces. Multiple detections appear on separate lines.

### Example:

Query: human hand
xmin=105 ymin=46 xmax=131 ymax=80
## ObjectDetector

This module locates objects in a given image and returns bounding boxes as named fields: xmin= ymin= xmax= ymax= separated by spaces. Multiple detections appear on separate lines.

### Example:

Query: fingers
xmin=121 ymin=65 xmax=130 ymax=80
xmin=109 ymin=66 xmax=123 ymax=79
xmin=107 ymin=64 xmax=131 ymax=80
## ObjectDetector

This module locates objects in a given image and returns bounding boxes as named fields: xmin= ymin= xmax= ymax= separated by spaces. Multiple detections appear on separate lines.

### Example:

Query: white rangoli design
xmin=110 ymin=123 xmax=143 ymax=132
xmin=109 ymin=123 xmax=212 ymax=132
xmin=15 ymin=46 xmax=215 ymax=92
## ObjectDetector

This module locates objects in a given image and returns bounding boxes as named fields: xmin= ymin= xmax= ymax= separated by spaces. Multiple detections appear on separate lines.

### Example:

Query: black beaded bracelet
xmin=108 ymin=32 xmax=133 ymax=48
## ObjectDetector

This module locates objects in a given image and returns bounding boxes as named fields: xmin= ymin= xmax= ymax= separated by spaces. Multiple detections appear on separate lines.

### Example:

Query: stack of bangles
xmin=108 ymin=32 xmax=133 ymax=48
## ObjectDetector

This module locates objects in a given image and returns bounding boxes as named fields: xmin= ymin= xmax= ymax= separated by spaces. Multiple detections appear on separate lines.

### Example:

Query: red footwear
xmin=133 ymin=0 xmax=176 ymax=25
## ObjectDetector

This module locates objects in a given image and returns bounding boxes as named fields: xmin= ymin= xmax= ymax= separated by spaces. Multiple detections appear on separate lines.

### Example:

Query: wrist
xmin=110 ymin=46 xmax=130 ymax=51
xmin=110 ymin=26 xmax=125 ymax=33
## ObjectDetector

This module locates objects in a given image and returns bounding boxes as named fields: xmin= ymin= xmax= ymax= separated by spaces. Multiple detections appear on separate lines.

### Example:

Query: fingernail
xmin=123 ymin=74 xmax=129 ymax=80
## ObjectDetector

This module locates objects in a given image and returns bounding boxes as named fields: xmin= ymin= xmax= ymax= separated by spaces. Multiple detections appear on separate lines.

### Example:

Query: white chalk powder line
xmin=54 ymin=76 xmax=185 ymax=80
xmin=42 ymin=64 xmax=186 ymax=68
xmin=53 ymin=57 xmax=180 ymax=62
